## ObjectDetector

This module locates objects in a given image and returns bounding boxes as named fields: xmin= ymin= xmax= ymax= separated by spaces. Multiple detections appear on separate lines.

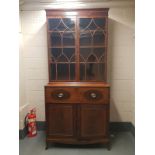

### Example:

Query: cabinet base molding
xmin=46 ymin=138 xmax=110 ymax=145
xmin=45 ymin=138 xmax=111 ymax=150
xmin=19 ymin=121 xmax=135 ymax=139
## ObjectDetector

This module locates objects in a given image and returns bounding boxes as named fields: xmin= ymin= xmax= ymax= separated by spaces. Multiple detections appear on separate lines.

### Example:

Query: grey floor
xmin=19 ymin=131 xmax=134 ymax=155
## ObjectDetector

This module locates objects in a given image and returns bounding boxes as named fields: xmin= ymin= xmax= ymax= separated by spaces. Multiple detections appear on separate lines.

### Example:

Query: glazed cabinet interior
xmin=45 ymin=9 xmax=110 ymax=149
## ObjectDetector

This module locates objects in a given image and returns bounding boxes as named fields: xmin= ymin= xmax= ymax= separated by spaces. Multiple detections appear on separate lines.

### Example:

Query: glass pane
xmin=80 ymin=18 xmax=106 ymax=30
xmin=94 ymin=18 xmax=106 ymax=29
xmin=70 ymin=55 xmax=75 ymax=62
xmin=63 ymin=48 xmax=75 ymax=62
xmin=63 ymin=18 xmax=75 ymax=30
xmin=86 ymin=63 xmax=98 ymax=80
xmin=56 ymin=21 xmax=66 ymax=31
xmin=50 ymin=64 xmax=56 ymax=80
xmin=50 ymin=32 xmax=61 ymax=46
xmin=93 ymin=31 xmax=105 ymax=45
xmin=63 ymin=32 xmax=75 ymax=46
xmin=100 ymin=55 xmax=105 ymax=62
xmin=80 ymin=55 xmax=85 ymax=62
xmin=93 ymin=48 xmax=105 ymax=62
xmin=80 ymin=18 xmax=91 ymax=30
xmin=80 ymin=48 xmax=105 ymax=62
xmin=48 ymin=19 xmax=60 ymax=30
xmin=98 ymin=63 xmax=105 ymax=81
xmin=80 ymin=48 xmax=92 ymax=62
xmin=80 ymin=63 xmax=85 ymax=80
xmin=51 ymin=48 xmax=61 ymax=62
xmin=70 ymin=64 xmax=75 ymax=80
xmin=87 ymin=54 xmax=97 ymax=62
xmin=48 ymin=18 xmax=75 ymax=31
xmin=88 ymin=20 xmax=98 ymax=30
xmin=80 ymin=63 xmax=105 ymax=81
xmin=80 ymin=32 xmax=92 ymax=46
xmin=57 ymin=54 xmax=68 ymax=62
xmin=57 ymin=64 xmax=69 ymax=80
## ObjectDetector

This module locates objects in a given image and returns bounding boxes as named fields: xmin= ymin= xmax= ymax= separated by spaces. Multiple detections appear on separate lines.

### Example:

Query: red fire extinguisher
xmin=25 ymin=108 xmax=37 ymax=137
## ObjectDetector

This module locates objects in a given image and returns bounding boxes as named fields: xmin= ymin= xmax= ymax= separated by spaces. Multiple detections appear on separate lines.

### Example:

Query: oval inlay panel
xmin=51 ymin=89 xmax=70 ymax=100
xmin=84 ymin=90 xmax=103 ymax=101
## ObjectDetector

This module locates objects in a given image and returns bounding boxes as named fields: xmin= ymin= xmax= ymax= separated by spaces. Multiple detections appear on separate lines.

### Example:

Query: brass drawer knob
xmin=90 ymin=93 xmax=97 ymax=99
xmin=57 ymin=93 xmax=64 ymax=98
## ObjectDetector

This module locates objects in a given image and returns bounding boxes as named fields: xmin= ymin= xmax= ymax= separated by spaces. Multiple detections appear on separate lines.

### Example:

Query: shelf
xmin=49 ymin=61 xmax=105 ymax=64
xmin=48 ymin=30 xmax=75 ymax=33
xmin=50 ymin=61 xmax=76 ymax=64
xmin=49 ymin=46 xmax=75 ymax=48
xmin=47 ymin=82 xmax=110 ymax=87
xmin=49 ymin=46 xmax=106 ymax=48
xmin=80 ymin=62 xmax=105 ymax=63
xmin=80 ymin=46 xmax=106 ymax=48
xmin=80 ymin=29 xmax=106 ymax=33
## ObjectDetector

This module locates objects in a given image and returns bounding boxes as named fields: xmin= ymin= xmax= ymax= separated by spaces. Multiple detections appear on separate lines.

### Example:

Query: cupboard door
xmin=46 ymin=104 xmax=76 ymax=138
xmin=79 ymin=104 xmax=109 ymax=139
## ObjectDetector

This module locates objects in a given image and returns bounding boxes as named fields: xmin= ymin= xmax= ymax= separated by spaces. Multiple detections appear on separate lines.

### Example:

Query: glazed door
xmin=47 ymin=17 xmax=77 ymax=81
xmin=79 ymin=104 xmax=109 ymax=139
xmin=46 ymin=104 xmax=76 ymax=138
xmin=79 ymin=17 xmax=107 ymax=81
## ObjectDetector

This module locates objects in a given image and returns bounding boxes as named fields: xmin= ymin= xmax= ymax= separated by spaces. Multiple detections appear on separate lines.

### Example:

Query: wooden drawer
xmin=45 ymin=87 xmax=78 ymax=103
xmin=79 ymin=88 xmax=110 ymax=104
